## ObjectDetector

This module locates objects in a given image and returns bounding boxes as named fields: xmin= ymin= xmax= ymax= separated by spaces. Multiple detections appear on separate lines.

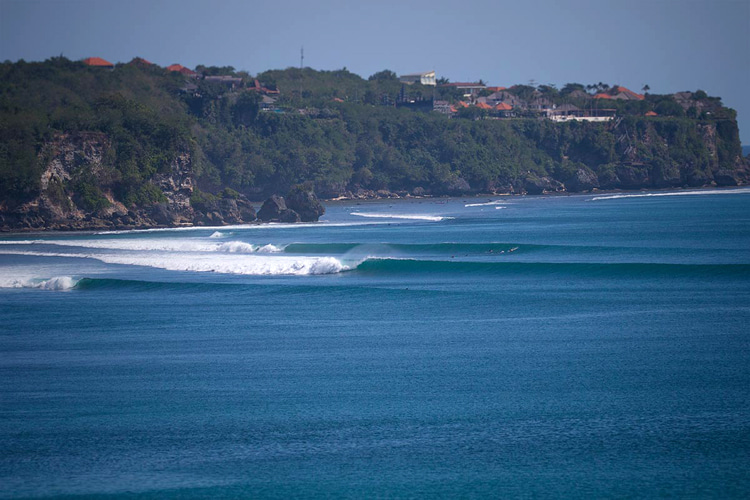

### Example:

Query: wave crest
xmin=0 ymin=275 xmax=80 ymax=290
xmin=464 ymin=200 xmax=508 ymax=207
xmin=350 ymin=212 xmax=451 ymax=222
xmin=591 ymin=188 xmax=750 ymax=201
xmin=0 ymin=250 xmax=348 ymax=276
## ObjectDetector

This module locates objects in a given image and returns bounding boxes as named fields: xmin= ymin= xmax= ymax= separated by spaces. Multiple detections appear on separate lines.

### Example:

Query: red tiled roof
xmin=167 ymin=64 xmax=197 ymax=76
xmin=456 ymin=101 xmax=470 ymax=108
xmin=332 ymin=97 xmax=344 ymax=102
xmin=594 ymin=93 xmax=612 ymax=99
xmin=449 ymin=105 xmax=458 ymax=113
xmin=82 ymin=57 xmax=114 ymax=67
xmin=247 ymin=79 xmax=280 ymax=95
xmin=645 ymin=111 xmax=658 ymax=116
xmin=614 ymin=86 xmax=645 ymax=100
xmin=486 ymin=86 xmax=506 ymax=92
xmin=476 ymin=102 xmax=493 ymax=110
xmin=495 ymin=102 xmax=513 ymax=111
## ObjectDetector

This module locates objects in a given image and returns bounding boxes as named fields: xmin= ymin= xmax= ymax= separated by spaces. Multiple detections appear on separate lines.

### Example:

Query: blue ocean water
xmin=1 ymin=189 xmax=750 ymax=498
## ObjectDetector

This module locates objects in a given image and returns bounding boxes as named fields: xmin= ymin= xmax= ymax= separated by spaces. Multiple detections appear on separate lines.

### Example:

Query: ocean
xmin=2 ymin=188 xmax=750 ymax=498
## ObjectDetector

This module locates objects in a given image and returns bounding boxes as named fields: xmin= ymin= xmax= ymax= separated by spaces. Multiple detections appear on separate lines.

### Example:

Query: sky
xmin=2 ymin=0 xmax=749 ymax=142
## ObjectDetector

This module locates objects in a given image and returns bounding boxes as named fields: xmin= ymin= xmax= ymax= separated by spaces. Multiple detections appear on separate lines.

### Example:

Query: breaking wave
xmin=216 ymin=241 xmax=283 ymax=253
xmin=0 ymin=250 xmax=349 ymax=276
xmin=94 ymin=221 xmax=394 ymax=236
xmin=350 ymin=212 xmax=451 ymax=222
xmin=0 ymin=239 xmax=284 ymax=254
xmin=464 ymin=200 xmax=508 ymax=207
xmin=0 ymin=275 xmax=80 ymax=290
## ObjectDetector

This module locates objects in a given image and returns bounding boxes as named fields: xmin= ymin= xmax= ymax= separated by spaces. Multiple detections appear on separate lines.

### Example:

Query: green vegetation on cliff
xmin=0 ymin=57 xmax=746 ymax=218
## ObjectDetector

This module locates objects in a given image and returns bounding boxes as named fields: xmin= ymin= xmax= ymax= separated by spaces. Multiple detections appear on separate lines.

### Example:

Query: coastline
xmin=3 ymin=184 xmax=748 ymax=235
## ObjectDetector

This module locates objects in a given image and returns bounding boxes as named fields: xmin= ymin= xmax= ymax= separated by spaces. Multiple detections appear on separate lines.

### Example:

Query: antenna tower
xmin=300 ymin=47 xmax=304 ymax=70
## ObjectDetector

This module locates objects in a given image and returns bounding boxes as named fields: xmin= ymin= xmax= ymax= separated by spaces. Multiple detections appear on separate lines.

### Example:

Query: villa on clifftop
xmin=82 ymin=57 xmax=114 ymax=69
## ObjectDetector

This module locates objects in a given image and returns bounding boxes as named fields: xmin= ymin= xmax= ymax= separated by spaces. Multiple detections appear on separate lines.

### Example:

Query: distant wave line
xmin=350 ymin=212 xmax=452 ymax=222
xmin=591 ymin=188 xmax=750 ymax=201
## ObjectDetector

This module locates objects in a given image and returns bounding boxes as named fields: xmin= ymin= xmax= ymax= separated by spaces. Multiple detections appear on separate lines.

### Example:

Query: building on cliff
xmin=167 ymin=64 xmax=198 ymax=78
xmin=440 ymin=82 xmax=487 ymax=99
xmin=399 ymin=71 xmax=437 ymax=86
xmin=82 ymin=57 xmax=114 ymax=69
xmin=594 ymin=86 xmax=645 ymax=101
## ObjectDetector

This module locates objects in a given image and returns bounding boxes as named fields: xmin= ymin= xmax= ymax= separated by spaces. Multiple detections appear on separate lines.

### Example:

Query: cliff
xmin=0 ymin=58 xmax=747 ymax=231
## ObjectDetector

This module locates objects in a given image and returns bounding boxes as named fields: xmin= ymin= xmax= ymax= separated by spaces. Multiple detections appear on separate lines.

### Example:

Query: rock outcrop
xmin=564 ymin=167 xmax=600 ymax=192
xmin=523 ymin=175 xmax=564 ymax=195
xmin=285 ymin=185 xmax=325 ymax=222
xmin=257 ymin=195 xmax=287 ymax=222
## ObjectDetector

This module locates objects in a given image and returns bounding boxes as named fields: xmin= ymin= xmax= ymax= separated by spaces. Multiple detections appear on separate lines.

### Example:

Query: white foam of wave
xmin=464 ymin=200 xmax=508 ymax=207
xmin=209 ymin=231 xmax=224 ymax=238
xmin=350 ymin=212 xmax=451 ymax=222
xmin=0 ymin=275 xmax=79 ymax=290
xmin=591 ymin=188 xmax=750 ymax=201
xmin=94 ymin=221 xmax=393 ymax=235
xmin=0 ymin=250 xmax=348 ymax=276
xmin=0 ymin=238 xmax=285 ymax=254
xmin=216 ymin=241 xmax=259 ymax=253
xmin=215 ymin=241 xmax=283 ymax=253
xmin=256 ymin=244 xmax=283 ymax=253
xmin=495 ymin=206 xmax=506 ymax=210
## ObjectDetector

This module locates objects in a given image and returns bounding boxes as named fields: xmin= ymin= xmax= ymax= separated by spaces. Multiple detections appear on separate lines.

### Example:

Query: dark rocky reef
xmin=285 ymin=184 xmax=326 ymax=222
xmin=257 ymin=186 xmax=325 ymax=223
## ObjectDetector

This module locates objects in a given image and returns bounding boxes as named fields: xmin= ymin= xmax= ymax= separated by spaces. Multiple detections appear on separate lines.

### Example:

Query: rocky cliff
xmin=0 ymin=132 xmax=329 ymax=231
xmin=0 ymin=133 xmax=257 ymax=231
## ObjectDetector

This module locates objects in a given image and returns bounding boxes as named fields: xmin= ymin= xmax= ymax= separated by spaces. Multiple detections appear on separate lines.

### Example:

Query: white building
xmin=399 ymin=71 xmax=437 ymax=86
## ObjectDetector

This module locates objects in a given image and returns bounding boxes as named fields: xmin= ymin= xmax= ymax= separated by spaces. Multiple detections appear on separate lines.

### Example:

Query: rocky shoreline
xmin=5 ymin=184 xmax=749 ymax=234
xmin=1 ymin=132 xmax=746 ymax=233
xmin=0 ymin=186 xmax=325 ymax=233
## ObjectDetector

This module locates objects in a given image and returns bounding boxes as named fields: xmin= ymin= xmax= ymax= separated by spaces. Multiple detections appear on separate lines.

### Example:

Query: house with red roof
xmin=129 ymin=57 xmax=153 ymax=66
xmin=82 ymin=57 xmax=114 ymax=69
xmin=594 ymin=86 xmax=644 ymax=101
xmin=247 ymin=79 xmax=280 ymax=95
xmin=167 ymin=64 xmax=198 ymax=78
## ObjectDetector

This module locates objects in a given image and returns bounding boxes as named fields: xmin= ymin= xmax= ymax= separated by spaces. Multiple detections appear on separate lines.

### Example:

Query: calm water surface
xmin=1 ymin=189 xmax=750 ymax=498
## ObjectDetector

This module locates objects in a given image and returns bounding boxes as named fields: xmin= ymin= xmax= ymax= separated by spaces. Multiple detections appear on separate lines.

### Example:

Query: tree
xmin=232 ymin=92 xmax=259 ymax=127
xmin=642 ymin=84 xmax=650 ymax=94
xmin=562 ymin=83 xmax=585 ymax=95
xmin=368 ymin=70 xmax=397 ymax=81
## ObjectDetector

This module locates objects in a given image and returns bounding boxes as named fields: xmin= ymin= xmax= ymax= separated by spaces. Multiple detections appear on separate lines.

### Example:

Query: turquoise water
xmin=2 ymin=189 xmax=750 ymax=497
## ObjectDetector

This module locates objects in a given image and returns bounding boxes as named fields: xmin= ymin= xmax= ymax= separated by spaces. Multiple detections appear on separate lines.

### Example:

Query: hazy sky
xmin=2 ymin=0 xmax=749 ymax=142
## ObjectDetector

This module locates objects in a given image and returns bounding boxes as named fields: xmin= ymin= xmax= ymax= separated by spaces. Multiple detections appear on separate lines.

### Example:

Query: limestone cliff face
xmin=1 ymin=133 xmax=110 ymax=229
xmin=0 ymin=132 xmax=267 ymax=231
xmin=152 ymin=153 xmax=195 ymax=211
xmin=1 ymin=133 xmax=196 ymax=230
